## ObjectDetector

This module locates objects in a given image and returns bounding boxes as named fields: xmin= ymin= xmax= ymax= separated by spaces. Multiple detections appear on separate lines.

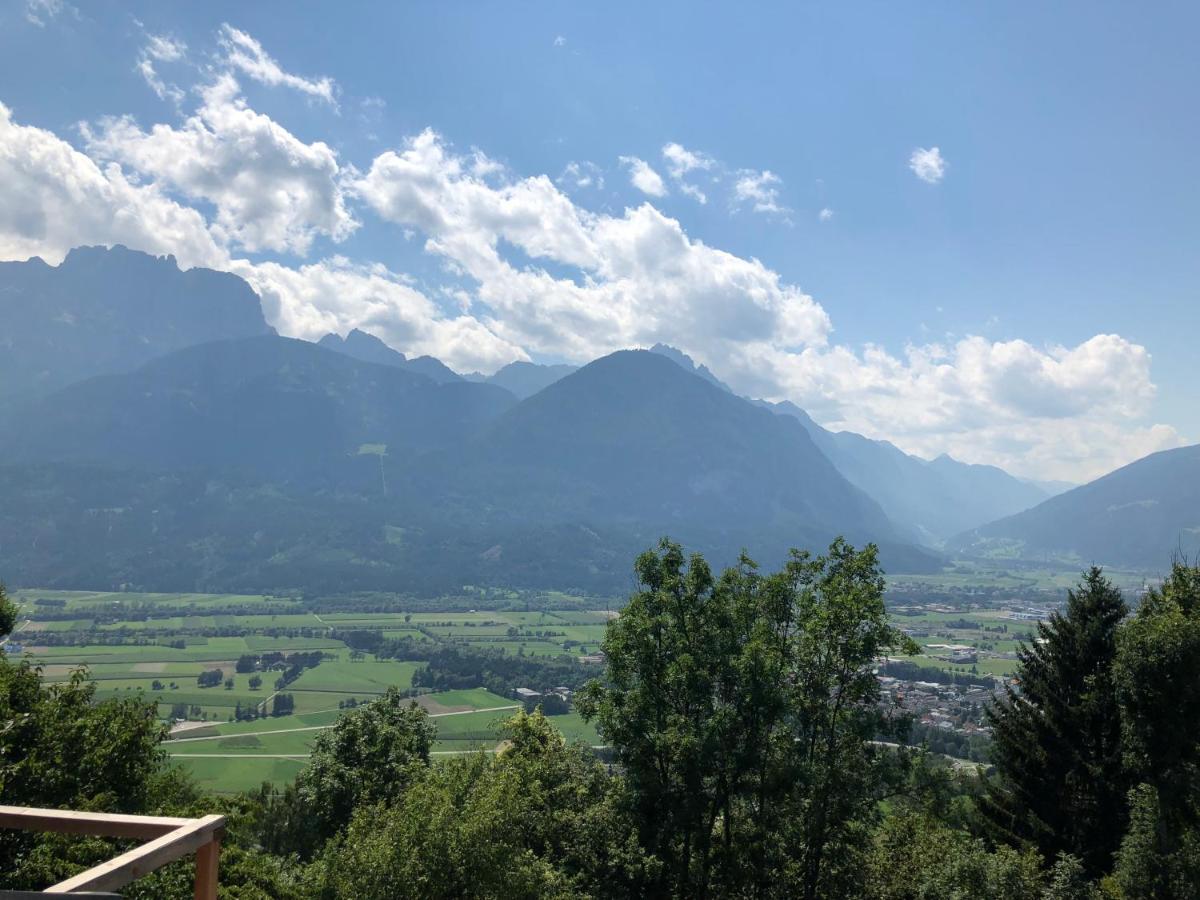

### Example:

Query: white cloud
xmin=217 ymin=24 xmax=337 ymax=107
xmin=557 ymin=160 xmax=603 ymax=191
xmin=553 ymin=35 xmax=567 ymax=47
xmin=736 ymin=334 xmax=1180 ymax=480
xmin=25 ymin=0 xmax=73 ymax=27
xmin=0 ymin=102 xmax=513 ymax=374
xmin=818 ymin=207 xmax=834 ymax=222
xmin=83 ymin=74 xmax=356 ymax=255
xmin=354 ymin=131 xmax=829 ymax=361
xmin=733 ymin=168 xmax=787 ymax=214
xmin=136 ymin=33 xmax=187 ymax=106
xmin=909 ymin=146 xmax=946 ymax=183
xmin=661 ymin=142 xmax=713 ymax=179
xmin=0 ymin=101 xmax=224 ymax=268
xmin=618 ymin=156 xmax=667 ymax=198
xmin=231 ymin=257 xmax=523 ymax=372
xmin=661 ymin=142 xmax=714 ymax=204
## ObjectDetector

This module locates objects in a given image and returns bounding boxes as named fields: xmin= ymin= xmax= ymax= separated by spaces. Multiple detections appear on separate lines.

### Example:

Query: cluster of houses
xmin=877 ymin=673 xmax=1001 ymax=737
xmin=514 ymin=685 xmax=574 ymax=711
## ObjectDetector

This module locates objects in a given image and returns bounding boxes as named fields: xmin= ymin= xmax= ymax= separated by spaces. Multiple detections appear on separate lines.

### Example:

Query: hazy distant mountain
xmin=1021 ymin=477 xmax=1077 ymax=497
xmin=949 ymin=443 xmax=1200 ymax=569
xmin=0 ymin=343 xmax=939 ymax=593
xmin=759 ymin=399 xmax=1049 ymax=544
xmin=318 ymin=328 xmax=462 ymax=383
xmin=1 ymin=335 xmax=516 ymax=480
xmin=477 ymin=360 xmax=579 ymax=399
xmin=648 ymin=343 xmax=734 ymax=393
xmin=407 ymin=350 xmax=937 ymax=573
xmin=0 ymin=245 xmax=273 ymax=401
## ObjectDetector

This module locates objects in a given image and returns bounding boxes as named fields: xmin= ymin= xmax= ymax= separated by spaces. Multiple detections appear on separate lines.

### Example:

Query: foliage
xmin=0 ymin=583 xmax=16 ymax=638
xmin=1111 ymin=561 xmax=1200 ymax=897
xmin=309 ymin=710 xmax=652 ymax=898
xmin=288 ymin=687 xmax=436 ymax=853
xmin=981 ymin=567 xmax=1129 ymax=876
xmin=408 ymin=643 xmax=592 ymax=695
xmin=1112 ymin=782 xmax=1200 ymax=899
xmin=578 ymin=537 xmax=915 ymax=898
xmin=868 ymin=811 xmax=1047 ymax=899
xmin=0 ymin=652 xmax=168 ymax=888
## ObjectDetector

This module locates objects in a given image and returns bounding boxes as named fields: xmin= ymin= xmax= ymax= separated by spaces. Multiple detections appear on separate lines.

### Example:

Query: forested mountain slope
xmin=950 ymin=443 xmax=1200 ymax=568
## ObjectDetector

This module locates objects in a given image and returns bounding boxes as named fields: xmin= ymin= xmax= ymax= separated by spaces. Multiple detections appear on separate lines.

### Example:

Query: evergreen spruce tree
xmin=981 ymin=567 xmax=1129 ymax=877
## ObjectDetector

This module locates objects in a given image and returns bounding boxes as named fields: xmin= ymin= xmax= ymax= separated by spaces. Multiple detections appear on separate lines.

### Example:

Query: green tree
xmin=311 ymin=710 xmax=650 ymax=899
xmin=579 ymin=537 xmax=913 ymax=899
xmin=308 ymin=754 xmax=568 ymax=899
xmin=1113 ymin=561 xmax=1200 ymax=897
xmin=981 ymin=567 xmax=1129 ymax=876
xmin=0 ymin=583 xmax=17 ymax=639
xmin=1112 ymin=783 xmax=1200 ymax=899
xmin=868 ymin=811 xmax=1047 ymax=900
xmin=290 ymin=687 xmax=436 ymax=853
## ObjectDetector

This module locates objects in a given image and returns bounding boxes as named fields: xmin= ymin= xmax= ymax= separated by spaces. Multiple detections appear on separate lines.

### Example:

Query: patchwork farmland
xmin=5 ymin=588 xmax=612 ymax=792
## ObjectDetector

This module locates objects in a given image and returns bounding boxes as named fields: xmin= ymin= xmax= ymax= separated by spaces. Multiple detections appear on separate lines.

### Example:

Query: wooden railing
xmin=0 ymin=806 xmax=225 ymax=898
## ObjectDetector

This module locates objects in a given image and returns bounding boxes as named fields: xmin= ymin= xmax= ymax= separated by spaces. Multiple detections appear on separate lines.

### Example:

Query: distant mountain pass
xmin=318 ymin=329 xmax=463 ymax=383
xmin=948 ymin=443 xmax=1200 ymax=570
xmin=757 ymin=399 xmax=1049 ymax=544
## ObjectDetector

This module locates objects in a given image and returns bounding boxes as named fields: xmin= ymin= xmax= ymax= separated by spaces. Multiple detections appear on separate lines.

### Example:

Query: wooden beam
xmin=193 ymin=833 xmax=221 ymax=900
xmin=43 ymin=815 xmax=226 ymax=895
xmin=0 ymin=805 xmax=192 ymax=840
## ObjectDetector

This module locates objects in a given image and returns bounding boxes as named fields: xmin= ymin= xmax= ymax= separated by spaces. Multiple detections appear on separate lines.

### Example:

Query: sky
xmin=0 ymin=0 xmax=1196 ymax=482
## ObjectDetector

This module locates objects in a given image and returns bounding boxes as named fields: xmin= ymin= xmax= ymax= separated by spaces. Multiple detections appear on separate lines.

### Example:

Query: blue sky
xmin=0 ymin=0 xmax=1195 ymax=481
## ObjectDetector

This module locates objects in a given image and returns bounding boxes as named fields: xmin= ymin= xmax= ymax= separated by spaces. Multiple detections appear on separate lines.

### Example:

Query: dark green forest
xmin=2 ymin=541 xmax=1199 ymax=898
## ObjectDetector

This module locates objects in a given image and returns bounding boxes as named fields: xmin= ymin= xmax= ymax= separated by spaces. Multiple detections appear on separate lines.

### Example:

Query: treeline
xmin=20 ymin=602 xmax=300 ymax=623
xmin=880 ymin=659 xmax=995 ymax=688
xmin=905 ymin=721 xmax=992 ymax=763
xmin=298 ymin=588 xmax=599 ymax=615
xmin=409 ymin=644 xmax=593 ymax=697
xmin=235 ymin=650 xmax=326 ymax=674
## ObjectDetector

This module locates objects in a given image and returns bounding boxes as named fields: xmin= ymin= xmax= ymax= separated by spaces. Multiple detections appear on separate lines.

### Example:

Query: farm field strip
xmin=166 ymin=703 xmax=521 ymax=745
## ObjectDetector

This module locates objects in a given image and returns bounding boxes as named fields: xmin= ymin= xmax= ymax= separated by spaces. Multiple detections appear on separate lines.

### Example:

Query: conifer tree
xmin=981 ymin=567 xmax=1129 ymax=876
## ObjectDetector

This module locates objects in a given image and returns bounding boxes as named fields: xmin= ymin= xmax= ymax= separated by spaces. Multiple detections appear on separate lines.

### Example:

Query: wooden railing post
xmin=0 ymin=805 xmax=226 ymax=895
xmin=193 ymin=833 xmax=220 ymax=900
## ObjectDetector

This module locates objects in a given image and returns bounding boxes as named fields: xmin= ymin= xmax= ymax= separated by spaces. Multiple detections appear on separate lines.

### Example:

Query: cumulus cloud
xmin=217 ymin=24 xmax=337 ymax=107
xmin=818 ymin=207 xmax=834 ymax=222
xmin=909 ymin=146 xmax=946 ymax=183
xmin=83 ymin=74 xmax=356 ymax=255
xmin=0 ymin=103 xmax=512 ymax=373
xmin=733 ymin=333 xmax=1179 ymax=480
xmin=231 ymin=256 xmax=523 ymax=372
xmin=0 ymin=101 xmax=224 ymax=268
xmin=353 ymin=130 xmax=830 ymax=361
xmin=733 ymin=168 xmax=787 ymax=214
xmin=618 ymin=156 xmax=667 ymax=198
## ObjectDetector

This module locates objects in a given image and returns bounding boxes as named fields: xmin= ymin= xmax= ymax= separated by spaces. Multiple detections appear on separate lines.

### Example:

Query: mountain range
xmin=0 ymin=245 xmax=1191 ymax=592
xmin=949 ymin=443 xmax=1200 ymax=567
